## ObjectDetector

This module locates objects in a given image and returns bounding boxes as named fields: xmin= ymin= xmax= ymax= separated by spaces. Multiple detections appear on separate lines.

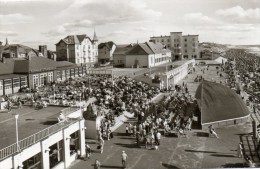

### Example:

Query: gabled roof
xmin=113 ymin=44 xmax=136 ymax=55
xmin=56 ymin=34 xmax=92 ymax=45
xmin=127 ymin=42 xmax=171 ymax=55
xmin=98 ymin=41 xmax=115 ymax=49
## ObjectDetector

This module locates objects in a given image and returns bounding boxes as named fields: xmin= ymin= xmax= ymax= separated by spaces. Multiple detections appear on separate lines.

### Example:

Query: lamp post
xmin=14 ymin=114 xmax=19 ymax=152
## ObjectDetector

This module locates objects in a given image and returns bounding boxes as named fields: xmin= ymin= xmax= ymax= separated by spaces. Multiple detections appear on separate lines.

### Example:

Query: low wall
xmin=202 ymin=115 xmax=250 ymax=130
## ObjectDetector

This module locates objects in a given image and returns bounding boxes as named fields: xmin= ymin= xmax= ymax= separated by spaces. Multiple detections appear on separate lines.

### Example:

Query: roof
xmin=98 ymin=41 xmax=115 ymax=50
xmin=56 ymin=34 xmax=91 ymax=45
xmin=0 ymin=44 xmax=37 ymax=55
xmin=127 ymin=42 xmax=171 ymax=55
xmin=195 ymin=81 xmax=250 ymax=125
xmin=182 ymin=35 xmax=199 ymax=37
xmin=14 ymin=57 xmax=58 ymax=73
xmin=0 ymin=58 xmax=15 ymax=75
xmin=113 ymin=44 xmax=136 ymax=55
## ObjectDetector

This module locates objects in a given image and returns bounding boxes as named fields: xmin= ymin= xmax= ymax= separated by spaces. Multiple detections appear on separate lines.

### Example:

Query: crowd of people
xmin=225 ymin=49 xmax=260 ymax=112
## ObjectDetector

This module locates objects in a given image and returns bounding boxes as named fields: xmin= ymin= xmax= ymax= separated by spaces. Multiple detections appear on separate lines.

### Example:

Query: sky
xmin=0 ymin=0 xmax=259 ymax=50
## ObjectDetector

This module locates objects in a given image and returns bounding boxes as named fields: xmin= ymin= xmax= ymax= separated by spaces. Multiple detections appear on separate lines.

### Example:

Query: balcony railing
xmin=0 ymin=108 xmax=81 ymax=161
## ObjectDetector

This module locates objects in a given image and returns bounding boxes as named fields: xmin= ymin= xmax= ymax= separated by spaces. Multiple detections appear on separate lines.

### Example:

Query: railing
xmin=0 ymin=112 xmax=81 ymax=161
xmin=61 ymin=107 xmax=80 ymax=117
xmin=86 ymin=69 xmax=112 ymax=75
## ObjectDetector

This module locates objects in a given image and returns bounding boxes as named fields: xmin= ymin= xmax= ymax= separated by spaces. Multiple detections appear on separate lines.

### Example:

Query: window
xmin=4 ymin=79 xmax=12 ymax=90
xmin=33 ymin=75 xmax=39 ymax=87
xmin=49 ymin=141 xmax=63 ymax=168
xmin=20 ymin=77 xmax=27 ymax=87
xmin=13 ymin=78 xmax=20 ymax=88
xmin=70 ymin=69 xmax=75 ymax=77
xmin=23 ymin=153 xmax=41 ymax=169
xmin=48 ymin=72 xmax=53 ymax=82
xmin=0 ymin=80 xmax=3 ymax=90
xmin=70 ymin=131 xmax=80 ymax=155
xmin=57 ymin=70 xmax=61 ymax=79
xmin=66 ymin=69 xmax=70 ymax=78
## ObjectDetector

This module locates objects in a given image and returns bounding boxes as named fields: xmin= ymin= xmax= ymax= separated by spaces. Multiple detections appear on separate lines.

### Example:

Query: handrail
xmin=0 ymin=108 xmax=81 ymax=161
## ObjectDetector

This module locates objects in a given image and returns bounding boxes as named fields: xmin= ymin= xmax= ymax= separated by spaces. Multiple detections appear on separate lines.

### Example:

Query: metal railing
xmin=0 ymin=109 xmax=81 ymax=161
xmin=86 ymin=69 xmax=112 ymax=75
xmin=60 ymin=107 xmax=80 ymax=117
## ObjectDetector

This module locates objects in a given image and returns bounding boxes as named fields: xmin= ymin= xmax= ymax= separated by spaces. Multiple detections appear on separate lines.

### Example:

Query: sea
xmin=246 ymin=47 xmax=260 ymax=57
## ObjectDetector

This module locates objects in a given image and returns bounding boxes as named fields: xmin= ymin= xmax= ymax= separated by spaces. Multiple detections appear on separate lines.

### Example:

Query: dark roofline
xmin=182 ymin=35 xmax=199 ymax=37
xmin=150 ymin=36 xmax=170 ymax=38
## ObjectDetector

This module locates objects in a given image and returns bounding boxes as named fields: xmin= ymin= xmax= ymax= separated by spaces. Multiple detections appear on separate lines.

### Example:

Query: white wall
xmin=0 ymin=119 xmax=85 ymax=169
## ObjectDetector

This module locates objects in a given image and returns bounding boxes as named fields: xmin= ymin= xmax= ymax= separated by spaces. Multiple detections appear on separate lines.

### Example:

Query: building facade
xmin=0 ymin=57 xmax=88 ymax=96
xmin=150 ymin=32 xmax=199 ymax=61
xmin=114 ymin=42 xmax=171 ymax=68
xmin=98 ymin=41 xmax=116 ymax=64
xmin=56 ymin=33 xmax=98 ymax=65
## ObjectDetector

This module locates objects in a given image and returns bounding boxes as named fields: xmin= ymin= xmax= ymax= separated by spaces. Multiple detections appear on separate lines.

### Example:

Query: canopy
xmin=195 ymin=81 xmax=249 ymax=124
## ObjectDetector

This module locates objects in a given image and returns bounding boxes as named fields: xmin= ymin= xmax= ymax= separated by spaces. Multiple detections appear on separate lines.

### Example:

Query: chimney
xmin=27 ymin=53 xmax=31 ymax=60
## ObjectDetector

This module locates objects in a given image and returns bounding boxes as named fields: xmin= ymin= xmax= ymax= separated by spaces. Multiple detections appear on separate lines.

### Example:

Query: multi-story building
xmin=56 ymin=32 xmax=98 ymax=65
xmin=150 ymin=32 xmax=199 ymax=61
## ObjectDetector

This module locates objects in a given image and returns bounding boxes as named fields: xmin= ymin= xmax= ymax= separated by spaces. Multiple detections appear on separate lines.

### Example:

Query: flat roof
xmin=0 ymin=106 xmax=77 ymax=149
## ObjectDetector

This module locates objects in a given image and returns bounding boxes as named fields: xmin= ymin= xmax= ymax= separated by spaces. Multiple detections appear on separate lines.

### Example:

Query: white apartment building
xmin=56 ymin=32 xmax=98 ymax=64
xmin=150 ymin=32 xmax=199 ymax=61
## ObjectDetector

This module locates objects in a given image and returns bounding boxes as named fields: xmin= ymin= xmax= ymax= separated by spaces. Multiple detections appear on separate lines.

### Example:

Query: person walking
xmin=121 ymin=151 xmax=128 ymax=169
xmin=156 ymin=131 xmax=161 ymax=145
xmin=208 ymin=125 xmax=218 ymax=138
xmin=99 ymin=137 xmax=104 ymax=154
xmin=94 ymin=159 xmax=101 ymax=169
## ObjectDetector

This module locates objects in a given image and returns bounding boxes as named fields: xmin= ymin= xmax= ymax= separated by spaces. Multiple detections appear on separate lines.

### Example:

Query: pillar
xmin=79 ymin=119 xmax=86 ymax=158
xmin=40 ymin=141 xmax=50 ymax=169
xmin=63 ymin=129 xmax=71 ymax=168
xmin=12 ymin=152 xmax=23 ymax=169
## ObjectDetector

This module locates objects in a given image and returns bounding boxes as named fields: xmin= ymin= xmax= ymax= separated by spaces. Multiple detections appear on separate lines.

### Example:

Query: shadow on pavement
xmin=185 ymin=149 xmax=217 ymax=153
xmin=211 ymin=154 xmax=236 ymax=157
xmin=100 ymin=165 xmax=123 ymax=168
xmin=114 ymin=143 xmax=138 ymax=148
xmin=114 ymin=132 xmax=128 ymax=137
xmin=194 ymin=132 xmax=209 ymax=137
xmin=119 ymin=137 xmax=136 ymax=140
xmin=221 ymin=163 xmax=245 ymax=168
xmin=161 ymin=163 xmax=180 ymax=169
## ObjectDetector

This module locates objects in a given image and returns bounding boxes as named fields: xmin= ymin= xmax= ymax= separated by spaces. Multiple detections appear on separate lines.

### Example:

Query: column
xmin=79 ymin=119 xmax=86 ymax=158
xmin=63 ymin=129 xmax=71 ymax=168
xmin=12 ymin=152 xmax=23 ymax=169
xmin=40 ymin=141 xmax=50 ymax=169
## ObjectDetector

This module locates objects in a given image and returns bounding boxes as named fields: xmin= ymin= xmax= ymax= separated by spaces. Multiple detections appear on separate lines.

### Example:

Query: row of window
xmin=155 ymin=57 xmax=169 ymax=63
xmin=0 ymin=77 xmax=28 ymax=91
